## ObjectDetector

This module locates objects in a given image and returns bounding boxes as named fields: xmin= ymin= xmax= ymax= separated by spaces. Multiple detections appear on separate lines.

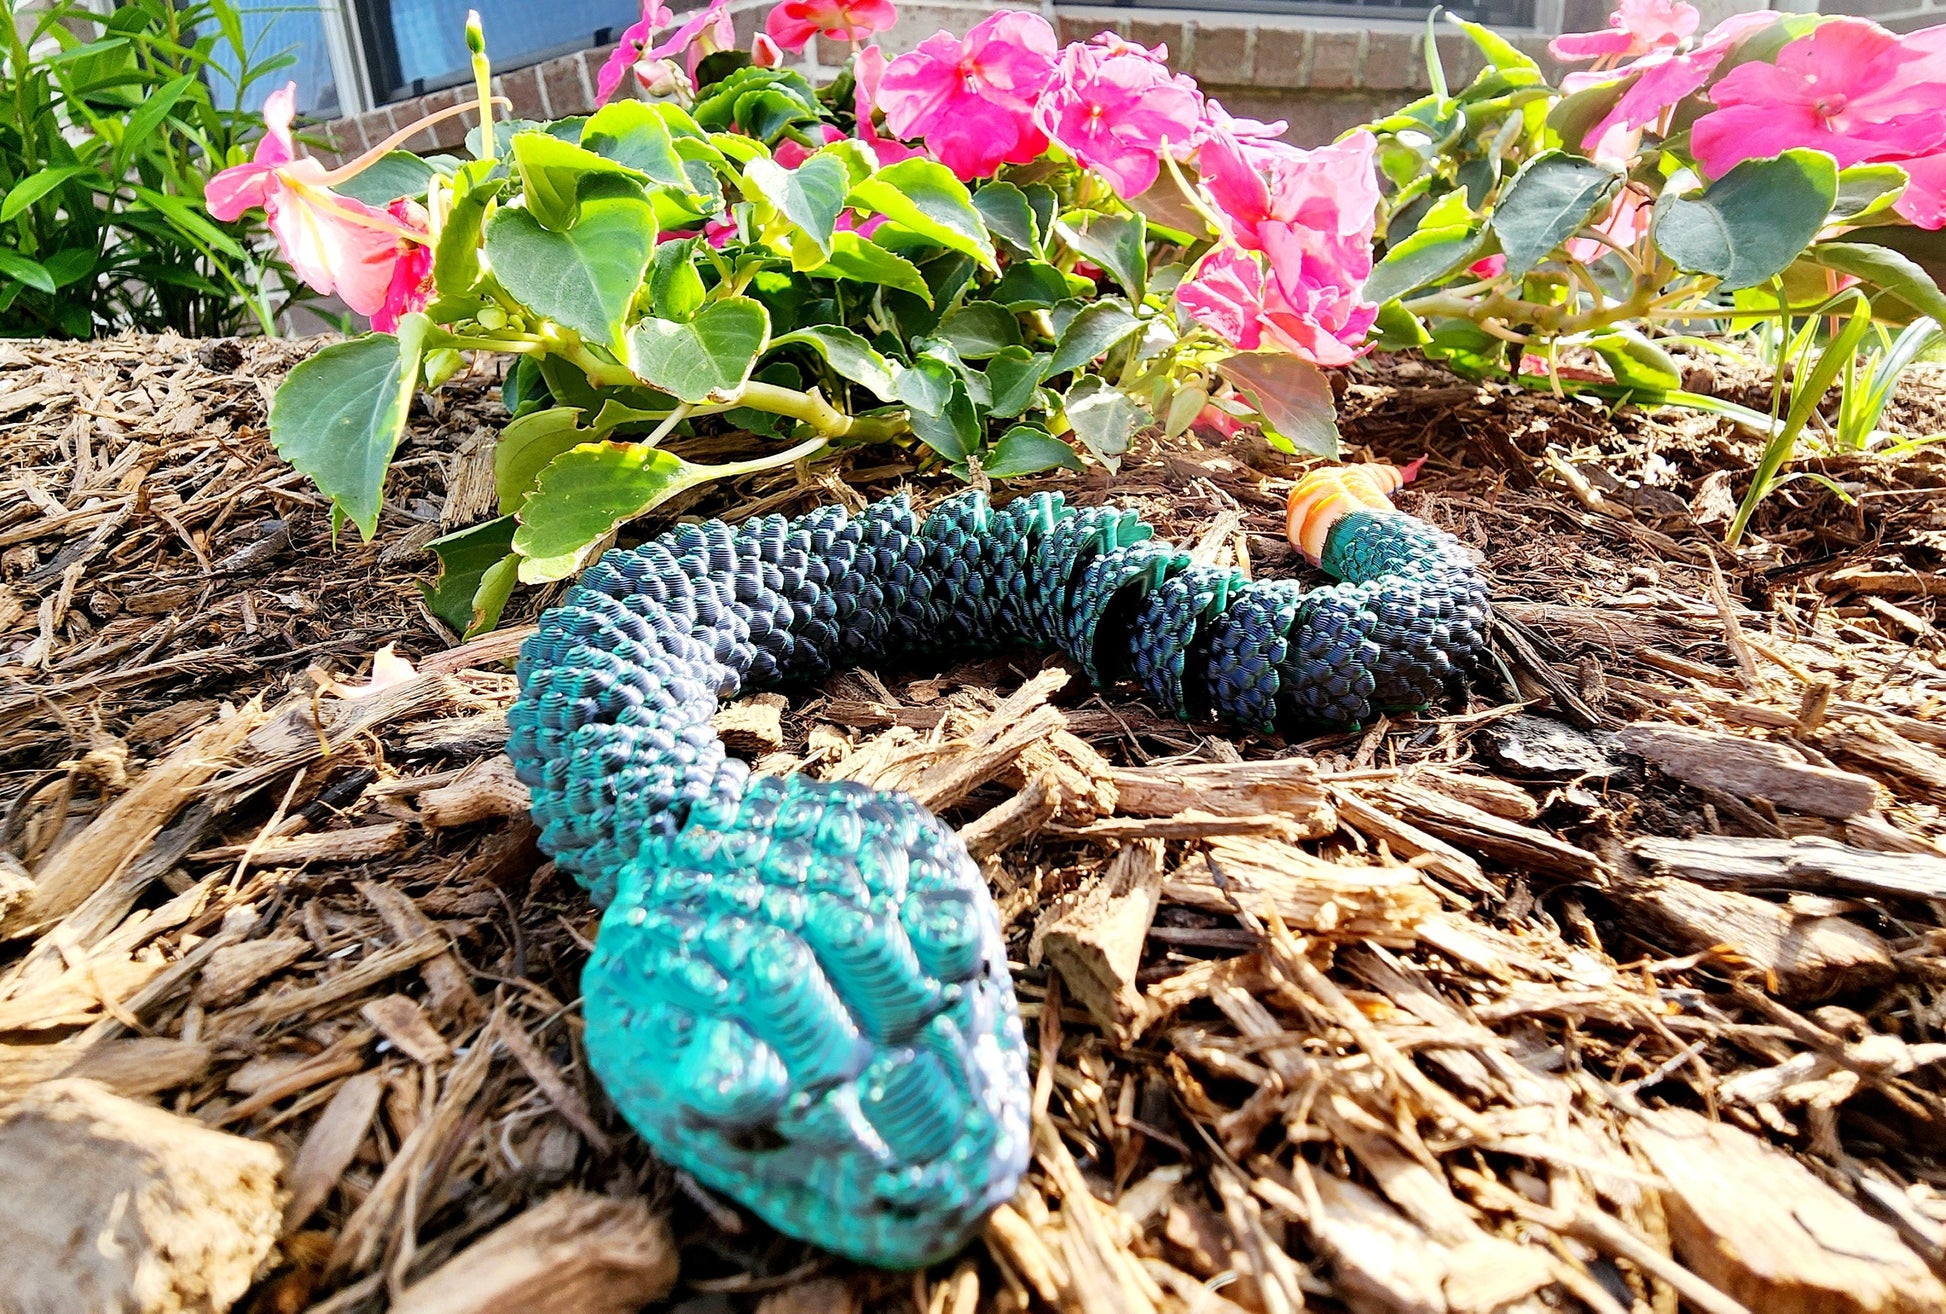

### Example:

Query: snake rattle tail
xmin=506 ymin=475 xmax=1489 ymax=1267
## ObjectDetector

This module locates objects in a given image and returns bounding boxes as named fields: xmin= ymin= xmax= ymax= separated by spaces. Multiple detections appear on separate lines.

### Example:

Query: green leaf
xmin=1831 ymin=163 xmax=1910 ymax=224
xmin=896 ymin=357 xmax=980 ymax=461
xmin=1652 ymin=149 xmax=1838 ymax=292
xmin=626 ymin=297 xmax=770 ymax=403
xmin=1057 ymin=211 xmax=1148 ymax=303
xmin=823 ymin=231 xmax=933 ymax=301
xmin=269 ymin=318 xmax=429 ymax=539
xmin=423 ymin=516 xmax=519 ymax=636
xmin=1063 ymin=375 xmax=1148 ymax=471
xmin=1365 ymin=224 xmax=1487 ymax=304
xmin=1371 ymin=299 xmax=1432 ymax=350
xmin=972 ymin=182 xmax=1042 ymax=259
xmin=1445 ymin=12 xmax=1540 ymax=73
xmin=1215 ymin=353 xmax=1340 ymax=458
xmin=335 ymin=151 xmax=438 ymax=205
xmin=1586 ymin=327 xmax=1681 ymax=391
xmin=846 ymin=159 xmax=996 ymax=271
xmin=513 ymin=434 xmax=824 ymax=582
xmin=1803 ymin=241 xmax=1946 ymax=324
xmin=648 ymin=237 xmax=708 ymax=321
xmin=1049 ymin=299 xmax=1143 ymax=376
xmin=1490 ymin=151 xmax=1620 ymax=277
xmin=935 ymin=302 xmax=1022 ymax=359
xmin=434 ymin=177 xmax=504 ymax=297
xmin=0 ymin=250 xmax=58 ymax=295
xmin=484 ymin=190 xmax=657 ymax=352
xmin=980 ymin=425 xmax=1084 ymax=478
xmin=992 ymin=261 xmax=1076 ymax=310
xmin=580 ymin=99 xmax=692 ymax=189
xmin=494 ymin=406 xmax=591 ymax=513
xmin=744 ymin=153 xmax=848 ymax=259
xmin=770 ymin=325 xmax=898 ymax=400
xmin=114 ymin=72 xmax=194 ymax=175
xmin=1 ymin=165 xmax=92 ymax=221
xmin=1163 ymin=382 xmax=1208 ymax=439
xmin=984 ymin=347 xmax=1047 ymax=420
xmin=510 ymin=131 xmax=644 ymax=231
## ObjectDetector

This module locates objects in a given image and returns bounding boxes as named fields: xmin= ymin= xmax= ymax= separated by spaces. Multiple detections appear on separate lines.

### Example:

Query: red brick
xmin=1363 ymin=31 xmax=1422 ymax=92
xmin=1059 ymin=13 xmax=1121 ymax=45
xmin=495 ymin=66 xmax=548 ymax=123
xmin=1308 ymin=29 xmax=1362 ymax=90
xmin=356 ymin=107 xmax=398 ymax=154
xmin=1434 ymin=33 xmax=1482 ymax=88
xmin=1249 ymin=25 xmax=1312 ymax=91
xmin=540 ymin=49 xmax=597 ymax=120
xmin=1190 ymin=20 xmax=1253 ymax=86
xmin=1281 ymin=92 xmax=1392 ymax=148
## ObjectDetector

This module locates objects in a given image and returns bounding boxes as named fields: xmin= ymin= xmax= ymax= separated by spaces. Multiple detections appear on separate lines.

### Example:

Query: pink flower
xmin=1177 ymin=227 xmax=1376 ymax=367
xmin=773 ymin=124 xmax=845 ymax=168
xmin=1470 ymin=254 xmax=1508 ymax=279
xmin=764 ymin=0 xmax=896 ymax=53
xmin=1035 ymin=34 xmax=1202 ymax=197
xmin=1894 ymin=149 xmax=1946 ymax=228
xmin=1692 ymin=18 xmax=1946 ymax=175
xmin=875 ymin=11 xmax=1059 ymax=180
xmin=1564 ymin=183 xmax=1651 ymax=267
xmin=1563 ymin=10 xmax=1778 ymax=154
xmin=597 ymin=0 xmax=735 ymax=102
xmin=1196 ymin=127 xmax=1379 ymax=252
xmin=598 ymin=1 xmax=673 ymax=102
xmin=1550 ymin=0 xmax=1699 ymax=63
xmin=850 ymin=44 xmax=923 ymax=165
xmin=206 ymin=82 xmax=441 ymax=327
xmin=752 ymin=32 xmax=785 ymax=66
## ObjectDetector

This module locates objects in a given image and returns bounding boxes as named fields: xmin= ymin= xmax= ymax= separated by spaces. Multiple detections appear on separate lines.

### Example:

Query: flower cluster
xmin=1554 ymin=6 xmax=1946 ymax=228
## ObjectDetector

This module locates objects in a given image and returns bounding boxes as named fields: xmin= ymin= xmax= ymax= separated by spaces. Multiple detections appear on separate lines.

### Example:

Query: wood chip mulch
xmin=4 ymin=332 xmax=1946 ymax=1314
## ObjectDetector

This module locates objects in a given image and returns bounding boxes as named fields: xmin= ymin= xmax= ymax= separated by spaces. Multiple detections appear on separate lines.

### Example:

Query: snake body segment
xmin=507 ymin=481 xmax=1488 ymax=1268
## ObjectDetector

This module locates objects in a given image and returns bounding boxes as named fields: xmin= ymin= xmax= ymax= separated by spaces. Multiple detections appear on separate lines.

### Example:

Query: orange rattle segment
xmin=1286 ymin=462 xmax=1412 ymax=565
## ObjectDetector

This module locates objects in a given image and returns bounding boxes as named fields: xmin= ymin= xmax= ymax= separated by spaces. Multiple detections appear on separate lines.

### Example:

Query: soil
xmin=4 ymin=332 xmax=1946 ymax=1314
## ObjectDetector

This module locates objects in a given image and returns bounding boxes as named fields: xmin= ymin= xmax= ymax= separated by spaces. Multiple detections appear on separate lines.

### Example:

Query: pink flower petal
xmin=1892 ymin=150 xmax=1946 ymax=228
xmin=205 ymin=162 xmax=275 ymax=222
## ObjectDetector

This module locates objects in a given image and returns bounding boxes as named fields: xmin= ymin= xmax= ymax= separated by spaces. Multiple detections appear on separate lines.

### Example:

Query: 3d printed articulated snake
xmin=505 ymin=465 xmax=1489 ymax=1268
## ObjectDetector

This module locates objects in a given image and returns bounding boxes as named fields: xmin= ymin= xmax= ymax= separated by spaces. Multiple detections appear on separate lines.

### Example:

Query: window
xmin=349 ymin=0 xmax=640 ymax=103
xmin=1108 ymin=0 xmax=1538 ymax=26
xmin=202 ymin=2 xmax=347 ymax=118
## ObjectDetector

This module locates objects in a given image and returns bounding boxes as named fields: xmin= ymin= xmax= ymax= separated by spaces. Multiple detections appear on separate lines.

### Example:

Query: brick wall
xmin=313 ymin=0 xmax=1575 ymax=163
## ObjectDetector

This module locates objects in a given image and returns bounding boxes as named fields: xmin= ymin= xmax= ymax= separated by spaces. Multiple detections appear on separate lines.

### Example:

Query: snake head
xmin=1286 ymin=462 xmax=1417 ymax=566
xmin=580 ymin=773 xmax=1031 ymax=1269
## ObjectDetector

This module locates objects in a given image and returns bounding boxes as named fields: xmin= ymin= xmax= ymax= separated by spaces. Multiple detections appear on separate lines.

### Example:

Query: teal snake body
xmin=507 ymin=487 xmax=1488 ymax=1267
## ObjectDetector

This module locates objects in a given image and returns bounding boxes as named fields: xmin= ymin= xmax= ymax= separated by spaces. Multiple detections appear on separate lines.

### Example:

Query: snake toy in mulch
xmin=505 ymin=462 xmax=1489 ymax=1268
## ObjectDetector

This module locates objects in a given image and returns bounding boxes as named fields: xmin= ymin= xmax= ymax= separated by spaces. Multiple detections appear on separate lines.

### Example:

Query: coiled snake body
xmin=507 ymin=469 xmax=1489 ymax=1267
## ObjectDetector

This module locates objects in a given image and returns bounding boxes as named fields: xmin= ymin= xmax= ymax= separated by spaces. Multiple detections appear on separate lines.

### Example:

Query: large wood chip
xmin=1630 ymin=834 xmax=1946 ymax=902
xmin=389 ymin=1191 xmax=678 ymax=1314
xmin=0 ymin=1078 xmax=283 ymax=1314
xmin=282 ymin=1069 xmax=385 ymax=1234
xmin=1362 ymin=780 xmax=1607 ymax=881
xmin=197 ymin=936 xmax=309 ymax=1007
xmin=1616 ymin=877 xmax=1894 ymax=1002
xmin=59 ymin=1037 xmax=212 ymax=1098
xmin=190 ymin=821 xmax=408 ymax=867
xmin=1165 ymin=836 xmax=1437 ymax=943
xmin=417 ymin=755 xmax=531 ymax=828
xmin=4 ymin=709 xmax=258 ymax=938
xmin=1107 ymin=759 xmax=1333 ymax=835
xmin=1040 ymin=841 xmax=1165 ymax=1045
xmin=1620 ymin=724 xmax=1882 ymax=819
xmin=1630 ymin=1106 xmax=1946 ymax=1314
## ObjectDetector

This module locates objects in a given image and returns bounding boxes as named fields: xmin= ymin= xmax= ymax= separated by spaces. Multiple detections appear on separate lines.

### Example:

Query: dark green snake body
xmin=506 ymin=487 xmax=1487 ymax=1267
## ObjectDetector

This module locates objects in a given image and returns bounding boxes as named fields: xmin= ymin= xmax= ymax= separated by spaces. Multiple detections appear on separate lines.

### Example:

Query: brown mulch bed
xmin=4 ymin=332 xmax=1946 ymax=1314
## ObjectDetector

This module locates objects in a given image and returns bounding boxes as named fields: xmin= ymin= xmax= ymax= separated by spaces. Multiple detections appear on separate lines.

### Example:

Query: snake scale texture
xmin=505 ymin=475 xmax=1489 ymax=1268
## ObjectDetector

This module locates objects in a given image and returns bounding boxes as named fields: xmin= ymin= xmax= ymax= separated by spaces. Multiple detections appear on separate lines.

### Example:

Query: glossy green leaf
xmin=935 ymin=302 xmax=1021 ymax=359
xmin=648 ymin=236 xmax=708 ymax=321
xmin=992 ymin=261 xmax=1075 ymax=310
xmin=494 ymin=406 xmax=590 ymax=513
xmin=1058 ymin=211 xmax=1148 ymax=303
xmin=0 ymin=250 xmax=57 ymax=295
xmin=980 ymin=425 xmax=1084 ymax=478
xmin=512 ymin=433 xmax=823 ymax=582
xmin=1586 ymin=327 xmax=1682 ymax=391
xmin=626 ymin=297 xmax=770 ymax=403
xmin=1365 ymin=224 xmax=1486 ymax=303
xmin=972 ymin=182 xmax=1041 ymax=259
xmin=1049 ymin=299 xmax=1143 ymax=376
xmin=1490 ymin=151 xmax=1620 ymax=277
xmin=1 ymin=165 xmax=92 ymax=221
xmin=846 ymin=159 xmax=996 ymax=271
xmin=1652 ymin=149 xmax=1838 ymax=291
xmin=484 ymin=190 xmax=656 ymax=352
xmin=269 ymin=317 xmax=429 ymax=539
xmin=581 ymin=99 xmax=691 ymax=189
xmin=434 ymin=176 xmax=504 ymax=297
xmin=1831 ymin=163 xmax=1910 ymax=224
xmin=770 ymin=325 xmax=899 ymax=400
xmin=744 ymin=153 xmax=848 ymax=258
xmin=823 ymin=231 xmax=933 ymax=301
xmin=1063 ymin=375 xmax=1148 ymax=471
xmin=423 ymin=516 xmax=518 ymax=636
xmin=1162 ymin=382 xmax=1208 ymax=439
xmin=896 ymin=357 xmax=980 ymax=461
xmin=1804 ymin=241 xmax=1946 ymax=324
xmin=114 ymin=73 xmax=194 ymax=175
xmin=335 ymin=151 xmax=438 ymax=205
xmin=1216 ymin=352 xmax=1340 ymax=458
xmin=510 ymin=130 xmax=642 ymax=230
xmin=984 ymin=347 xmax=1047 ymax=420
xmin=1372 ymin=298 xmax=1432 ymax=350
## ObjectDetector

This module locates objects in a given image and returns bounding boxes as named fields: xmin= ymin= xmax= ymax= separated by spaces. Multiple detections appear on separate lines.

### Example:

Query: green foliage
xmin=0 ymin=0 xmax=303 ymax=337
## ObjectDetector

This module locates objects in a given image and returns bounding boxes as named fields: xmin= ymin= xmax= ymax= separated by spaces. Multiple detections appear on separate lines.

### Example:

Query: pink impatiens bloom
xmin=596 ymin=0 xmax=735 ymax=103
xmin=598 ymin=1 xmax=672 ymax=102
xmin=1177 ymin=226 xmax=1377 ymax=367
xmin=1691 ymin=18 xmax=1946 ymax=174
xmin=875 ymin=10 xmax=1059 ymax=181
xmin=1562 ymin=9 xmax=1778 ymax=155
xmin=206 ymin=83 xmax=439 ymax=327
xmin=1035 ymin=34 xmax=1202 ymax=197
xmin=1893 ymin=149 xmax=1946 ymax=228
xmin=764 ymin=0 xmax=896 ymax=53
xmin=1564 ymin=183 xmax=1651 ymax=267
xmin=1196 ymin=126 xmax=1380 ymax=252
xmin=851 ymin=44 xmax=923 ymax=165
xmin=1550 ymin=0 xmax=1699 ymax=64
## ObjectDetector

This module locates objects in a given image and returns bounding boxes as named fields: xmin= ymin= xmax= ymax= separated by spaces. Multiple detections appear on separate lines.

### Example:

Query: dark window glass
xmin=353 ymin=0 xmax=639 ymax=103
xmin=1105 ymin=0 xmax=1535 ymax=25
